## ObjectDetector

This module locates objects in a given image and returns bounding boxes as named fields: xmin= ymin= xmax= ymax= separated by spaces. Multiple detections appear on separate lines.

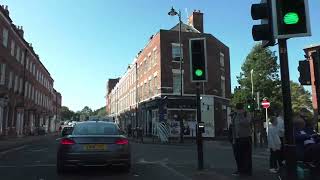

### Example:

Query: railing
xmin=154 ymin=122 xmax=170 ymax=143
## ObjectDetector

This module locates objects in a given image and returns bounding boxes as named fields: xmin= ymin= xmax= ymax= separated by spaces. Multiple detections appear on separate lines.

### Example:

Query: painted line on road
xmin=159 ymin=162 xmax=192 ymax=180
xmin=0 ymin=145 xmax=28 ymax=156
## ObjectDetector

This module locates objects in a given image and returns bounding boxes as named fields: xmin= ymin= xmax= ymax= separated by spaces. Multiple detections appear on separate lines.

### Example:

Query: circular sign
xmin=261 ymin=99 xmax=270 ymax=109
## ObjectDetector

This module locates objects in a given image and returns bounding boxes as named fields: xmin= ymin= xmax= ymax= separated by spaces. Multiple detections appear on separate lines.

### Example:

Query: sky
xmin=1 ymin=0 xmax=319 ymax=112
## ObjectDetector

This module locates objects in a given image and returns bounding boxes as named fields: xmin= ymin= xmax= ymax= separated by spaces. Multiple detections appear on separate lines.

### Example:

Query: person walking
xmin=276 ymin=112 xmax=285 ymax=163
xmin=231 ymin=103 xmax=252 ymax=177
xmin=268 ymin=116 xmax=282 ymax=173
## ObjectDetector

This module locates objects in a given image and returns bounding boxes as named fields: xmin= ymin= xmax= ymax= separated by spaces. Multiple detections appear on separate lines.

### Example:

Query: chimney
xmin=17 ymin=26 xmax=24 ymax=37
xmin=188 ymin=10 xmax=204 ymax=33
xmin=4 ymin=5 xmax=9 ymax=16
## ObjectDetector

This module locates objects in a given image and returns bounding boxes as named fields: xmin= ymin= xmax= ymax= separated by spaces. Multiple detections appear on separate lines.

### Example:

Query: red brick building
xmin=0 ymin=5 xmax=62 ymax=137
xmin=106 ymin=10 xmax=231 ymax=137
xmin=304 ymin=44 xmax=320 ymax=121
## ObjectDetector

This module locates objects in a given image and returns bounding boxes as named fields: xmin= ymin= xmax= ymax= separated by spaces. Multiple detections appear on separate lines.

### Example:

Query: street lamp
xmin=168 ymin=6 xmax=184 ymax=143
xmin=250 ymin=69 xmax=254 ymax=98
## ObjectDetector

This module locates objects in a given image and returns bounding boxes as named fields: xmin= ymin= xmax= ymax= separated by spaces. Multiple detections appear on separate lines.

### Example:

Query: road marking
xmin=0 ymin=145 xmax=27 ymax=155
xmin=30 ymin=148 xmax=48 ymax=152
xmin=159 ymin=162 xmax=192 ymax=180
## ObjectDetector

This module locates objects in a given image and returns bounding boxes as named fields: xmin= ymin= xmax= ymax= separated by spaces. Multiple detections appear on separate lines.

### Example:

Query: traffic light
xmin=273 ymin=0 xmax=311 ymax=39
xmin=298 ymin=60 xmax=311 ymax=85
xmin=246 ymin=98 xmax=255 ymax=112
xmin=251 ymin=0 xmax=275 ymax=47
xmin=189 ymin=38 xmax=207 ymax=82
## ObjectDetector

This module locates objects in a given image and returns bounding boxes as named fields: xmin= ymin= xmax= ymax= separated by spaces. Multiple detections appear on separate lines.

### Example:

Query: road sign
xmin=262 ymin=99 xmax=270 ymax=109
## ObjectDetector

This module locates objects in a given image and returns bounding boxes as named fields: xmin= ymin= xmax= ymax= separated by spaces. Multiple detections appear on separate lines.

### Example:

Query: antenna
xmin=185 ymin=8 xmax=189 ymax=24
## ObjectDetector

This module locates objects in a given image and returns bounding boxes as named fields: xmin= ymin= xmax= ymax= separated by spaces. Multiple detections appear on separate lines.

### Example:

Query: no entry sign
xmin=262 ymin=99 xmax=270 ymax=109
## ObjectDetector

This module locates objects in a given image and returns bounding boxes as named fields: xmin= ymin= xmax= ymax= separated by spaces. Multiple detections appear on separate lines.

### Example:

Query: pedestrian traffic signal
xmin=273 ymin=0 xmax=311 ymax=39
xmin=251 ymin=0 xmax=275 ymax=47
xmin=189 ymin=38 xmax=207 ymax=82
xmin=298 ymin=60 xmax=311 ymax=85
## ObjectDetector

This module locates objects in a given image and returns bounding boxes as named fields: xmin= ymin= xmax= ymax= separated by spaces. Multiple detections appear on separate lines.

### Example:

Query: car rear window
xmin=72 ymin=123 xmax=119 ymax=135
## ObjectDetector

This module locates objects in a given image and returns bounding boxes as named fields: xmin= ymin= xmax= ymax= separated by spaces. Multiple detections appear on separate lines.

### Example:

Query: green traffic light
xmin=284 ymin=12 xmax=299 ymax=25
xmin=195 ymin=69 xmax=203 ymax=77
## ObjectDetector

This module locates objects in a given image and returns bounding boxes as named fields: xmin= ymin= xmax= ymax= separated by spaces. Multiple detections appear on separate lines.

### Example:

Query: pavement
xmin=0 ymin=135 xmax=279 ymax=180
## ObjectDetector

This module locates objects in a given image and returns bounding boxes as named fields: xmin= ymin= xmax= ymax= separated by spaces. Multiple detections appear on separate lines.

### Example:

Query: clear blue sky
xmin=2 ymin=0 xmax=320 ymax=111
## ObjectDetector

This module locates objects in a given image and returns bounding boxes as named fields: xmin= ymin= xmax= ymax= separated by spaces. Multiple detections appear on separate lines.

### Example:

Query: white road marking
xmin=0 ymin=145 xmax=27 ymax=155
xmin=159 ymin=162 xmax=192 ymax=180
xmin=30 ymin=148 xmax=48 ymax=152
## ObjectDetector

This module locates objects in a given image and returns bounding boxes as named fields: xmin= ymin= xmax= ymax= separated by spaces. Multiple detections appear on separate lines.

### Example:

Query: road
xmin=0 ymin=135 xmax=277 ymax=180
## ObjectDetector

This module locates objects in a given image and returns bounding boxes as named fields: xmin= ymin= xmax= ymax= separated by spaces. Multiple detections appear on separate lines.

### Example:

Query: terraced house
xmin=0 ymin=5 xmax=62 ymax=137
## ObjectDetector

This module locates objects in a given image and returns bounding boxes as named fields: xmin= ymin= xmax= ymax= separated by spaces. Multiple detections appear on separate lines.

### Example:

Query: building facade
xmin=0 ymin=5 xmax=62 ymax=137
xmin=304 ymin=44 xmax=320 ymax=123
xmin=106 ymin=10 xmax=231 ymax=137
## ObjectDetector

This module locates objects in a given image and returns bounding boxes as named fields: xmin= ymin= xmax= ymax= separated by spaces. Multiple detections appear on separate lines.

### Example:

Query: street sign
xmin=262 ymin=99 xmax=270 ymax=109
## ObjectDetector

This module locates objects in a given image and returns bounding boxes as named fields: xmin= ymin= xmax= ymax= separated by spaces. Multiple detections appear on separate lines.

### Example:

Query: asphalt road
xmin=0 ymin=136 xmax=277 ymax=180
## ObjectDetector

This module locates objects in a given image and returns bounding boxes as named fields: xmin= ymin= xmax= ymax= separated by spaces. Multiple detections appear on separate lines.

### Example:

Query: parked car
xmin=56 ymin=121 xmax=130 ymax=173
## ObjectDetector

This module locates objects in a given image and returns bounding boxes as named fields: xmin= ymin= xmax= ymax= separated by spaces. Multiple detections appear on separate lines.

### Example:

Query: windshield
xmin=72 ymin=123 xmax=119 ymax=135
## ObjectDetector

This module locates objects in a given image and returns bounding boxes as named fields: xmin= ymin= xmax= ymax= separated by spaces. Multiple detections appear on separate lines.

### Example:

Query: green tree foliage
xmin=291 ymin=81 xmax=312 ymax=115
xmin=232 ymin=43 xmax=282 ymax=112
xmin=61 ymin=106 xmax=75 ymax=120
xmin=232 ymin=43 xmax=312 ymax=116
xmin=92 ymin=106 xmax=107 ymax=117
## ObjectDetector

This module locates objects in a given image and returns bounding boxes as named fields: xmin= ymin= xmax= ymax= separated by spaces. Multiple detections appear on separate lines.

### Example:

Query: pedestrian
xmin=268 ymin=116 xmax=282 ymax=173
xmin=276 ymin=111 xmax=285 ymax=163
xmin=231 ymin=103 xmax=252 ymax=177
xmin=228 ymin=110 xmax=239 ymax=174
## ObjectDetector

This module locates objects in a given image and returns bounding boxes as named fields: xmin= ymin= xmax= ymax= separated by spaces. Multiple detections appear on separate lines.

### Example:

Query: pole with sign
xmin=262 ymin=98 xmax=270 ymax=133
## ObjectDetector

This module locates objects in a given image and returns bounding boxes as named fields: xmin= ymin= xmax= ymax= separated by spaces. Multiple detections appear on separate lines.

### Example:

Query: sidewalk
xmin=0 ymin=133 xmax=58 ymax=152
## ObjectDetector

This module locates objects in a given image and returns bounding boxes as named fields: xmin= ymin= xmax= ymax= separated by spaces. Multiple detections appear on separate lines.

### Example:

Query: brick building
xmin=106 ymin=10 xmax=231 ymax=137
xmin=0 ymin=5 xmax=62 ymax=137
xmin=304 ymin=44 xmax=320 ymax=122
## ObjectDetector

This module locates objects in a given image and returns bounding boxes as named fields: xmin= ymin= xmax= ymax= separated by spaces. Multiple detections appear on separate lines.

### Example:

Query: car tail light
xmin=60 ymin=138 xmax=75 ymax=145
xmin=115 ymin=139 xmax=129 ymax=145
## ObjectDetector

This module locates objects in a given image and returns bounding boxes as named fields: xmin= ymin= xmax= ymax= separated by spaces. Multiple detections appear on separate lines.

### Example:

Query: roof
xmin=170 ymin=22 xmax=201 ymax=33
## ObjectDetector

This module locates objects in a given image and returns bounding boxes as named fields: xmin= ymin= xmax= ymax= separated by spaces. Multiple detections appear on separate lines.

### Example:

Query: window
xmin=0 ymin=64 xmax=6 ymax=85
xmin=21 ymin=51 xmax=25 ymax=65
xmin=14 ymin=75 xmax=18 ymax=92
xmin=26 ymin=58 xmax=29 ymax=71
xmin=8 ymin=72 xmax=13 ymax=89
xmin=32 ymin=86 xmax=35 ymax=101
xmin=73 ymin=122 xmax=120 ymax=135
xmin=29 ymin=61 xmax=32 ymax=72
xmin=148 ymin=55 xmax=151 ymax=70
xmin=172 ymin=73 xmax=181 ymax=94
xmin=154 ymin=76 xmax=158 ymax=94
xmin=28 ymin=84 xmax=31 ymax=99
xmin=19 ymin=77 xmax=23 ymax=94
xmin=2 ymin=28 xmax=8 ymax=47
xmin=10 ymin=40 xmax=15 ymax=56
xmin=153 ymin=49 xmax=158 ymax=66
xmin=221 ymin=75 xmax=226 ymax=97
xmin=172 ymin=44 xmax=183 ymax=61
xmin=16 ymin=46 xmax=20 ymax=62
xmin=33 ymin=64 xmax=35 ymax=76
xmin=220 ymin=52 xmax=225 ymax=67
xmin=24 ymin=82 xmax=28 ymax=97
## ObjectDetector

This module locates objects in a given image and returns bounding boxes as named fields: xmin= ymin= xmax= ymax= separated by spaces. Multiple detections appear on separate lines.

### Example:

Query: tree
xmin=290 ymin=81 xmax=312 ymax=115
xmin=61 ymin=106 xmax=75 ymax=121
xmin=232 ymin=43 xmax=282 ymax=113
xmin=92 ymin=106 xmax=107 ymax=117
xmin=79 ymin=106 xmax=93 ymax=119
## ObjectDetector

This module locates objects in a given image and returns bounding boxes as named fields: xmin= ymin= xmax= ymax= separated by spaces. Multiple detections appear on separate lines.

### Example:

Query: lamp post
xmin=168 ymin=6 xmax=184 ymax=143
xmin=250 ymin=69 xmax=254 ymax=98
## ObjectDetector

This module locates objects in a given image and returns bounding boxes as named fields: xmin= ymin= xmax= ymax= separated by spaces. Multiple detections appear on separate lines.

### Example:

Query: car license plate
xmin=84 ymin=144 xmax=107 ymax=151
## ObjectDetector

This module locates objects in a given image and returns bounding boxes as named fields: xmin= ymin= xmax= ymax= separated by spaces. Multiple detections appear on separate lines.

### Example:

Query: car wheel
xmin=56 ymin=159 xmax=66 ymax=174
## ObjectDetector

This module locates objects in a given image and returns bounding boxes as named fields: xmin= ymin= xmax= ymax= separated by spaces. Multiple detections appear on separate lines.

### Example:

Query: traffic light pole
xmin=278 ymin=39 xmax=297 ymax=180
xmin=196 ymin=82 xmax=204 ymax=170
